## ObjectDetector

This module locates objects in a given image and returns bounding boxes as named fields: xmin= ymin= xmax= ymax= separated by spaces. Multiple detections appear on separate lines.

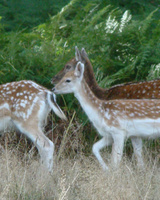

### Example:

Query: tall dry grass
xmin=0 ymin=145 xmax=160 ymax=200
xmin=1 ymin=114 xmax=160 ymax=199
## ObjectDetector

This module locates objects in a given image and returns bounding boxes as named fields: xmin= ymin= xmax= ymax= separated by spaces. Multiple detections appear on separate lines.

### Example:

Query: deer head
xmin=53 ymin=61 xmax=84 ymax=94
xmin=51 ymin=47 xmax=89 ymax=85
xmin=51 ymin=58 xmax=77 ymax=84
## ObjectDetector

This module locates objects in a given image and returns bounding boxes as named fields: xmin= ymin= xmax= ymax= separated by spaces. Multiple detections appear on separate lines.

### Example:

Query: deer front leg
xmin=92 ymin=136 xmax=113 ymax=171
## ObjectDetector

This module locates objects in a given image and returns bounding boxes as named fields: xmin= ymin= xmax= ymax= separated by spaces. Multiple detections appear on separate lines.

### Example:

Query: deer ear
xmin=75 ymin=46 xmax=82 ymax=61
xmin=74 ymin=62 xmax=84 ymax=81
xmin=81 ymin=48 xmax=88 ymax=59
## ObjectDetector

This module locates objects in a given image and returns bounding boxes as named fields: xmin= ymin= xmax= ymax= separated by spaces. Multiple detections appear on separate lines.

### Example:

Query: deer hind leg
xmin=34 ymin=131 xmax=54 ymax=172
xmin=92 ymin=136 xmax=113 ymax=171
xmin=111 ymin=134 xmax=124 ymax=167
xmin=14 ymin=122 xmax=54 ymax=172
xmin=131 ymin=137 xmax=144 ymax=168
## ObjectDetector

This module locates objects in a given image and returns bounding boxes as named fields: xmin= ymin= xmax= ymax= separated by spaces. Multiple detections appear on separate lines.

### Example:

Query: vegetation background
xmin=0 ymin=0 xmax=160 ymax=199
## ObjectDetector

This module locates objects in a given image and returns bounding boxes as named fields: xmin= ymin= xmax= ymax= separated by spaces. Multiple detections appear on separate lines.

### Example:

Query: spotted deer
xmin=52 ymin=47 xmax=160 ymax=167
xmin=0 ymin=80 xmax=67 ymax=172
xmin=53 ymin=61 xmax=160 ymax=170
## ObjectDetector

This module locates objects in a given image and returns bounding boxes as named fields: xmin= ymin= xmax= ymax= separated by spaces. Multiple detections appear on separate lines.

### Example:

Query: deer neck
xmin=83 ymin=58 xmax=108 ymax=100
xmin=74 ymin=79 xmax=104 ymax=122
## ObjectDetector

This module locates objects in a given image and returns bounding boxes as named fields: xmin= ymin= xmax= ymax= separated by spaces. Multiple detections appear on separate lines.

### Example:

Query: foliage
xmin=0 ymin=1 xmax=159 ymax=84
xmin=147 ymin=63 xmax=160 ymax=80
xmin=0 ymin=0 xmax=70 ymax=31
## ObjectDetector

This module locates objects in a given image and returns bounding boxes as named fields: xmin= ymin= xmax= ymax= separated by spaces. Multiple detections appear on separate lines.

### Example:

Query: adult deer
xmin=0 ymin=80 xmax=67 ymax=172
xmin=53 ymin=62 xmax=160 ymax=170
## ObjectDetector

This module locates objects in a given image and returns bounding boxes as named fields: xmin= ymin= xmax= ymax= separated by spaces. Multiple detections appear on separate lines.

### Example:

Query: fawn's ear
xmin=75 ymin=46 xmax=82 ymax=61
xmin=74 ymin=61 xmax=84 ymax=81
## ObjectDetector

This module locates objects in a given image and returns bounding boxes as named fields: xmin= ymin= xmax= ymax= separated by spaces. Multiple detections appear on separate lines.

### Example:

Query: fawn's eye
xmin=65 ymin=79 xmax=71 ymax=83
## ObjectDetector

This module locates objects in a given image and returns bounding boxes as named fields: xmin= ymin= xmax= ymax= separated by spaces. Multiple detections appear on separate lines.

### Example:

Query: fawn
xmin=53 ymin=62 xmax=160 ymax=170
xmin=0 ymin=80 xmax=67 ymax=171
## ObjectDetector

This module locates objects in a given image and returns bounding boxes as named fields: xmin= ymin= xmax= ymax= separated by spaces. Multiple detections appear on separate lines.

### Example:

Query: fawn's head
xmin=53 ymin=62 xmax=85 ymax=94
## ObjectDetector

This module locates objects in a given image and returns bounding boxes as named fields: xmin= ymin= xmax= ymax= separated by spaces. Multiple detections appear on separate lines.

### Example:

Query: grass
xmin=0 ymin=139 xmax=160 ymax=200
xmin=1 ymin=115 xmax=160 ymax=200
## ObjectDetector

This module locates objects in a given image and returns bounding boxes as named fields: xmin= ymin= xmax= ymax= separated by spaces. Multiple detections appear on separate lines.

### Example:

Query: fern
xmin=147 ymin=63 xmax=160 ymax=80
xmin=139 ymin=8 xmax=158 ymax=36
xmin=119 ymin=10 xmax=132 ymax=32
xmin=100 ymin=62 xmax=136 ymax=88
xmin=136 ymin=44 xmax=151 ymax=80
xmin=105 ymin=15 xmax=119 ymax=33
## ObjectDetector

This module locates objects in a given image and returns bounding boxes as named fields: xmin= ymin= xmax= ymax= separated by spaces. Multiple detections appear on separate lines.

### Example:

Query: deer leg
xmin=111 ymin=134 xmax=124 ymax=167
xmin=34 ymin=131 xmax=54 ymax=172
xmin=131 ymin=137 xmax=144 ymax=168
xmin=92 ymin=136 xmax=113 ymax=171
xmin=29 ymin=130 xmax=54 ymax=172
xmin=14 ymin=122 xmax=54 ymax=172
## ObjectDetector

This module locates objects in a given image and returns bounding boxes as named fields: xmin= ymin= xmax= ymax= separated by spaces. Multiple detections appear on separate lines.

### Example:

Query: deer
xmin=0 ymin=80 xmax=67 ymax=172
xmin=51 ymin=47 xmax=160 ymax=168
xmin=53 ymin=61 xmax=160 ymax=171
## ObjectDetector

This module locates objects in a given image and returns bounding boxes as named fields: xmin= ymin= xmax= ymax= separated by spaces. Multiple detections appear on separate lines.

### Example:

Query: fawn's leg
xmin=14 ymin=122 xmax=54 ymax=172
xmin=92 ymin=136 xmax=113 ymax=171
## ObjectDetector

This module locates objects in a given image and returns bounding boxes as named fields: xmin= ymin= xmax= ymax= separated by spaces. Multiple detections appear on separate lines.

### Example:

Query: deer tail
xmin=47 ymin=92 xmax=67 ymax=121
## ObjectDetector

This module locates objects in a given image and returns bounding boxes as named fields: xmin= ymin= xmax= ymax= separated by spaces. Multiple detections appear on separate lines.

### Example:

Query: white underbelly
xmin=120 ymin=118 xmax=160 ymax=139
xmin=91 ymin=117 xmax=160 ymax=140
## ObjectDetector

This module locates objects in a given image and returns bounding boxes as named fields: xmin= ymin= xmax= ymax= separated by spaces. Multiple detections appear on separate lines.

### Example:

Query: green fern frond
xmin=139 ymin=8 xmax=158 ymax=35
xmin=147 ymin=63 xmax=160 ymax=80
xmin=89 ymin=5 xmax=111 ymax=26
xmin=119 ymin=10 xmax=132 ymax=32
xmin=100 ymin=63 xmax=135 ymax=88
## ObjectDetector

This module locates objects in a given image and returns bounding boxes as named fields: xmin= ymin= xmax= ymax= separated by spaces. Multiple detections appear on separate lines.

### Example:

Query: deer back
xmin=0 ymin=80 xmax=66 ymax=127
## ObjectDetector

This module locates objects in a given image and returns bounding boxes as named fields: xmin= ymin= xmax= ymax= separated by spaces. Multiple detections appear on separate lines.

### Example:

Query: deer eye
xmin=66 ymin=65 xmax=71 ymax=70
xmin=65 ymin=79 xmax=71 ymax=83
